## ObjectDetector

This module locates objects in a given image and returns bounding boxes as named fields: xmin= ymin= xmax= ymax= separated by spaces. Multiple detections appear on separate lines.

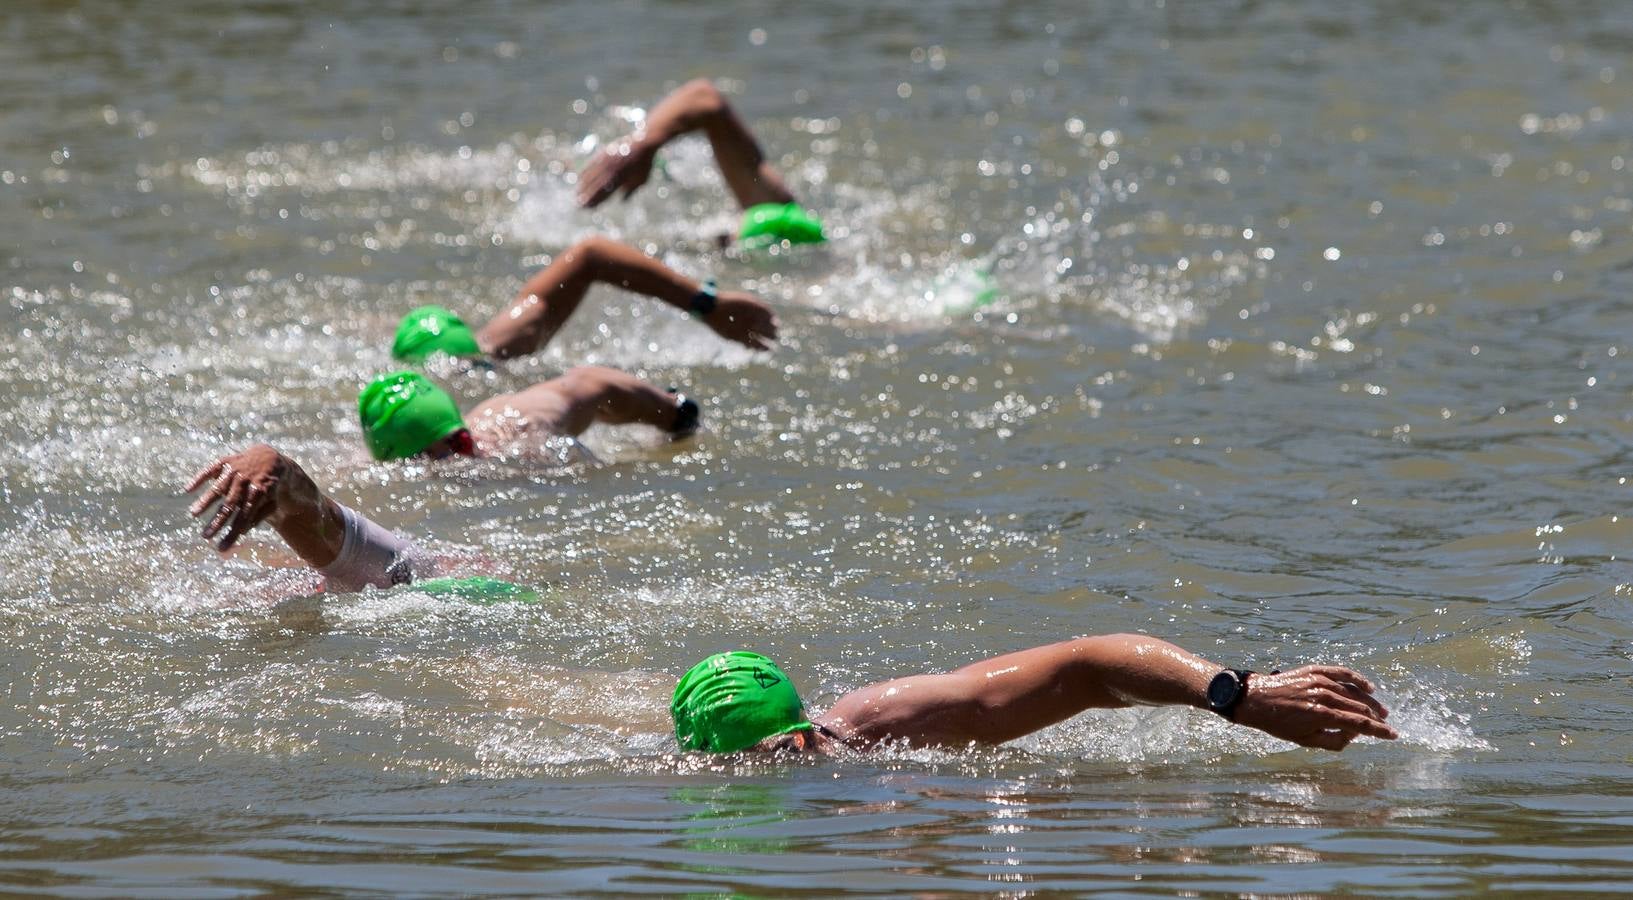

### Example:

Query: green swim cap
xmin=671 ymin=651 xmax=813 ymax=753
xmin=392 ymin=305 xmax=482 ymax=361
xmin=412 ymin=576 xmax=540 ymax=604
xmin=739 ymin=203 xmax=826 ymax=250
xmin=357 ymin=371 xmax=466 ymax=460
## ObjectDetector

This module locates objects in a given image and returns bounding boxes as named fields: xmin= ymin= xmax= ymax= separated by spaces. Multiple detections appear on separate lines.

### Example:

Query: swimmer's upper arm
xmin=274 ymin=495 xmax=348 ymax=569
xmin=823 ymin=672 xmax=987 ymax=746
xmin=822 ymin=639 xmax=1137 ymax=748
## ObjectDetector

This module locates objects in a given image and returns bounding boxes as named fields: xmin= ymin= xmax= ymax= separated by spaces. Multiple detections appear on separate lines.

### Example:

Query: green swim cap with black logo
xmin=671 ymin=651 xmax=813 ymax=753
xmin=392 ymin=305 xmax=482 ymax=361
xmin=357 ymin=371 xmax=466 ymax=460
xmin=739 ymin=203 xmax=826 ymax=250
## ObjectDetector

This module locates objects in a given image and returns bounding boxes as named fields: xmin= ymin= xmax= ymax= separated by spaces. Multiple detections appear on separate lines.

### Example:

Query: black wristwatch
xmin=1206 ymin=669 xmax=1255 ymax=721
xmin=689 ymin=278 xmax=718 ymax=318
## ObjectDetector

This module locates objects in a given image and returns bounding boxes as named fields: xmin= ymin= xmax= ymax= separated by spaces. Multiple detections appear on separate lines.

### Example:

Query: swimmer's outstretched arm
xmin=817 ymin=634 xmax=1398 ymax=752
xmin=578 ymin=78 xmax=796 ymax=211
xmin=474 ymin=234 xmax=777 ymax=358
xmin=185 ymin=444 xmax=347 ymax=566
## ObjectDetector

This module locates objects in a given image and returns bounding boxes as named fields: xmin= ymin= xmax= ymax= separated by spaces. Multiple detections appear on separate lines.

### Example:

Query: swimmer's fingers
xmin=1321 ymin=708 xmax=1398 ymax=741
xmin=711 ymin=295 xmax=779 ymax=352
xmin=1309 ymin=688 xmax=1386 ymax=723
xmin=1303 ymin=665 xmax=1374 ymax=693
xmin=618 ymin=165 xmax=650 ymax=201
xmin=731 ymin=332 xmax=771 ymax=352
xmin=1284 ymin=712 xmax=1392 ymax=751
xmin=1323 ymin=677 xmax=1389 ymax=720
xmin=216 ymin=484 xmax=273 ymax=552
xmin=577 ymin=149 xmax=624 ymax=208
xmin=184 ymin=460 xmax=225 ymax=496
xmin=216 ymin=512 xmax=254 ymax=552
xmin=201 ymin=475 xmax=248 ymax=541
xmin=577 ymin=161 xmax=614 ymax=207
xmin=188 ymin=468 xmax=234 ymax=518
xmin=578 ymin=139 xmax=654 ymax=208
xmin=1302 ymin=730 xmax=1357 ymax=752
xmin=750 ymin=311 xmax=780 ymax=350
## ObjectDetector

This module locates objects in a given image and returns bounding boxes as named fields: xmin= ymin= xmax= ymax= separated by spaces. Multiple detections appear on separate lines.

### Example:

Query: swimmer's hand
xmin=184 ymin=444 xmax=320 ymax=552
xmin=1234 ymin=666 xmax=1398 ymax=751
xmin=705 ymin=291 xmax=779 ymax=352
xmin=577 ymin=135 xmax=659 ymax=208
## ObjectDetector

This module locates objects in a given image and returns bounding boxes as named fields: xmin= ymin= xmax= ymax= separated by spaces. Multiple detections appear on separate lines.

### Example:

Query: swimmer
xmin=185 ymin=378 xmax=683 ymax=591
xmin=182 ymin=366 xmax=697 ymax=590
xmin=576 ymin=78 xmax=826 ymax=250
xmin=672 ymin=642 xmax=1398 ymax=755
xmin=357 ymin=366 xmax=699 ymax=462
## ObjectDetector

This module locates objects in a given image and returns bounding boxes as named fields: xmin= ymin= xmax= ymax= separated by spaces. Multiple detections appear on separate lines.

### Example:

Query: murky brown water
xmin=5 ymin=1 xmax=1633 ymax=894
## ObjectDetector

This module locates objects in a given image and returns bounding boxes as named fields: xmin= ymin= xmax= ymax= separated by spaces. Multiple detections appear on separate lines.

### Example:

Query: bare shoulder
xmin=466 ymin=391 xmax=514 ymax=421
xmin=472 ymin=387 xmax=571 ymax=422
xmin=468 ymin=385 xmax=578 ymax=440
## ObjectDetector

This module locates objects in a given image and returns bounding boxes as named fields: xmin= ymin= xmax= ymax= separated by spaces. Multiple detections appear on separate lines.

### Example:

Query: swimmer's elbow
xmin=566 ymin=234 xmax=617 ymax=272
xmin=677 ymin=78 xmax=726 ymax=117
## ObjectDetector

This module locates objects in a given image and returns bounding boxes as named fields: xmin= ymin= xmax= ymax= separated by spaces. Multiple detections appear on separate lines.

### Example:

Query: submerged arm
xmin=819 ymin=634 xmax=1397 ymax=751
xmin=474 ymin=235 xmax=777 ymax=358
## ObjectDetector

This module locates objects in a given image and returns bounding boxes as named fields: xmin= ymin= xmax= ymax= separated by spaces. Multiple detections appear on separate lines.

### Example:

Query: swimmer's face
xmin=422 ymin=428 xmax=477 ymax=460
xmin=749 ymin=729 xmax=822 ymax=755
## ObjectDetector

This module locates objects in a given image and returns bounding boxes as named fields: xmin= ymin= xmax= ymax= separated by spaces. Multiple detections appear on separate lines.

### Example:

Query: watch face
xmin=1208 ymin=670 xmax=1241 ymax=709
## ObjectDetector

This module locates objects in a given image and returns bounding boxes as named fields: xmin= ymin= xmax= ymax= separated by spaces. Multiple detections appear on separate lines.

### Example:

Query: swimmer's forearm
xmin=1061 ymin=634 xmax=1217 ymax=710
xmin=579 ymin=235 xmax=702 ymax=311
xmin=265 ymin=455 xmax=347 ymax=569
xmin=945 ymin=635 xmax=1217 ymax=724
xmin=270 ymin=496 xmax=346 ymax=570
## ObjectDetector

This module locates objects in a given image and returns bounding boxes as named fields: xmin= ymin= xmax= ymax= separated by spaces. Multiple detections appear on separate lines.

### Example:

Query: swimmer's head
xmin=671 ymin=651 xmax=813 ymax=753
xmin=739 ymin=203 xmax=826 ymax=250
xmin=358 ymin=371 xmax=470 ymax=461
xmin=392 ymin=305 xmax=482 ymax=362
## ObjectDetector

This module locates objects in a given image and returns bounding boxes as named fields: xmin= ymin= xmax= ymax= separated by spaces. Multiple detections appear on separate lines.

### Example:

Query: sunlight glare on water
xmin=5 ymin=0 xmax=1633 ymax=894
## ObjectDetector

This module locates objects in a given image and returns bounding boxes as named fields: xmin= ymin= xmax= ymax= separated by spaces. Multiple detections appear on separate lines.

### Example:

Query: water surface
xmin=4 ymin=0 xmax=1633 ymax=894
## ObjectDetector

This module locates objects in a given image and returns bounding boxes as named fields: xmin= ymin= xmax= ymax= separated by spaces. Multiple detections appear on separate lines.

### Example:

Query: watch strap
xmin=1208 ymin=668 xmax=1255 ymax=721
xmin=689 ymin=278 xmax=718 ymax=318
xmin=667 ymin=390 xmax=700 ymax=437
